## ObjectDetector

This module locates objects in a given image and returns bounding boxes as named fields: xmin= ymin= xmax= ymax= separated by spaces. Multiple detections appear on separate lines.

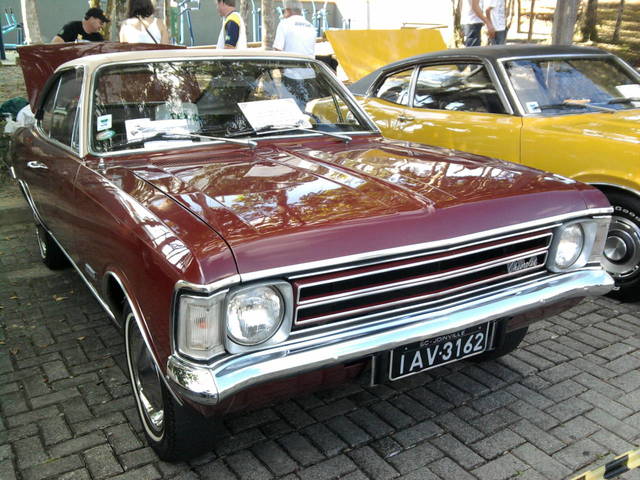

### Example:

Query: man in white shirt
xmin=273 ymin=1 xmax=316 ymax=56
xmin=485 ymin=0 xmax=507 ymax=44
xmin=273 ymin=1 xmax=317 ymax=106
xmin=461 ymin=0 xmax=494 ymax=46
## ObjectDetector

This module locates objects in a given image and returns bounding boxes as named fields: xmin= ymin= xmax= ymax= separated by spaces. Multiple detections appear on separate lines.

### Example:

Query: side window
xmin=41 ymin=69 xmax=84 ymax=150
xmin=414 ymin=63 xmax=506 ymax=114
xmin=373 ymin=69 xmax=413 ymax=106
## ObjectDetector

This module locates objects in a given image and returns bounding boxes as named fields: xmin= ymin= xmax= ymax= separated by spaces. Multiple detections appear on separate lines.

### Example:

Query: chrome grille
xmin=291 ymin=229 xmax=553 ymax=330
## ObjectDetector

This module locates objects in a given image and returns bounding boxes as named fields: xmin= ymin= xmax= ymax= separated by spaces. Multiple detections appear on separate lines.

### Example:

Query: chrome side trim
xmin=16 ymin=179 xmax=46 ymax=226
xmin=238 ymin=209 xmax=610 ymax=283
xmin=166 ymin=268 xmax=614 ymax=405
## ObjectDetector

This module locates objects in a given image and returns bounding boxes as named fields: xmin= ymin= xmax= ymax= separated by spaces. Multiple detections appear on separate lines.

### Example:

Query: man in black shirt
xmin=52 ymin=8 xmax=110 ymax=43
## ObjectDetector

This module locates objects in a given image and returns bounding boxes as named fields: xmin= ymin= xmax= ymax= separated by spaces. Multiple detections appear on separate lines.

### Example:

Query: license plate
xmin=389 ymin=323 xmax=492 ymax=381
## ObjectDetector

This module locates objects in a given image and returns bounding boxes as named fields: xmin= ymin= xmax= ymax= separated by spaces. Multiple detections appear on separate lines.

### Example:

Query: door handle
xmin=26 ymin=161 xmax=48 ymax=170
xmin=396 ymin=115 xmax=414 ymax=123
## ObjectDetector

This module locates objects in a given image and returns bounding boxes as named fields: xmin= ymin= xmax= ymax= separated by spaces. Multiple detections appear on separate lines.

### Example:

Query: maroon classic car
xmin=10 ymin=44 xmax=613 ymax=461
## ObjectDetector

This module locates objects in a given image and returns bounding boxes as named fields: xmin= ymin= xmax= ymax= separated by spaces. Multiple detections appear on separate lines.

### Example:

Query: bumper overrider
xmin=166 ymin=268 xmax=613 ymax=406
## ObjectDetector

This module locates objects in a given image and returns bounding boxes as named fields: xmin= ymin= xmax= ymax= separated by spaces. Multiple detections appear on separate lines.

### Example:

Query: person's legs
xmin=463 ymin=23 xmax=483 ymax=47
xmin=489 ymin=30 xmax=507 ymax=45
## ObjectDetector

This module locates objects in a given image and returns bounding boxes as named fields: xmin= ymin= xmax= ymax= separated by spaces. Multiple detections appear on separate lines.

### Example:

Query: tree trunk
xmin=452 ymin=0 xmax=462 ymax=47
xmin=552 ymin=0 xmax=579 ymax=44
xmin=238 ymin=0 xmax=253 ymax=42
xmin=527 ymin=0 xmax=536 ymax=41
xmin=580 ymin=0 xmax=598 ymax=42
xmin=261 ymin=0 xmax=276 ymax=49
xmin=88 ymin=0 xmax=100 ymax=7
xmin=612 ymin=0 xmax=626 ymax=43
xmin=20 ymin=0 xmax=42 ymax=44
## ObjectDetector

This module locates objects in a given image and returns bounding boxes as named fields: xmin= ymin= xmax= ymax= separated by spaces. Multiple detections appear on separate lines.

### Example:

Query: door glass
xmin=373 ymin=69 xmax=413 ymax=106
xmin=50 ymin=69 xmax=84 ymax=150
xmin=40 ymin=78 xmax=61 ymax=137
xmin=414 ymin=63 xmax=506 ymax=114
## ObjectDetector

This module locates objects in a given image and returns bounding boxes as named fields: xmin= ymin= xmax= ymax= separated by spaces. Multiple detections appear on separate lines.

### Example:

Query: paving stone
xmin=510 ymin=419 xmax=566 ymax=455
xmin=471 ymin=428 xmax=525 ymax=460
xmin=226 ymin=450 xmax=272 ymax=480
xmin=311 ymin=398 xmax=356 ymax=422
xmin=427 ymin=457 xmax=476 ymax=480
xmin=226 ymin=407 xmax=280 ymax=434
xmin=431 ymin=433 xmax=483 ymax=469
xmin=119 ymin=446 xmax=158 ymax=470
xmin=49 ymin=431 xmax=106 ymax=457
xmin=395 ymin=466 xmax=439 ymax=480
xmin=393 ymin=394 xmax=434 ymax=421
xmin=470 ymin=407 xmax=520 ymax=435
xmin=110 ymin=464 xmax=161 ymax=480
xmin=434 ymin=411 xmax=483 ymax=444
xmin=406 ymin=387 xmax=453 ymax=413
xmin=369 ymin=401 xmax=414 ymax=430
xmin=348 ymin=407 xmax=394 ymax=439
xmin=542 ymin=379 xmax=587 ymax=403
xmin=21 ymin=455 xmax=84 ymax=480
xmin=276 ymin=401 xmax=315 ymax=429
xmin=302 ymin=422 xmax=347 ymax=457
xmin=278 ymin=432 xmax=324 ymax=467
xmin=472 ymin=390 xmax=517 ymax=414
xmin=105 ymin=423 xmax=143 ymax=454
xmin=348 ymin=445 xmax=399 ymax=480
xmin=252 ymin=440 xmax=297 ymax=476
xmin=553 ymin=438 xmax=603 ymax=470
xmin=471 ymin=453 xmax=528 ymax=480
xmin=550 ymin=417 xmax=600 ymax=444
xmin=326 ymin=415 xmax=371 ymax=447
xmin=387 ymin=442 xmax=443 ymax=475
xmin=39 ymin=415 xmax=72 ymax=445
xmin=371 ymin=437 xmax=403 ymax=459
xmin=6 ymin=405 xmax=59 ymax=428
xmin=512 ymin=443 xmax=572 ymax=479
xmin=297 ymin=454 xmax=358 ymax=480
xmin=195 ymin=459 xmax=236 ymax=480
xmin=392 ymin=420 xmax=443 ymax=448
xmin=545 ymin=397 xmax=592 ymax=422
xmin=84 ymin=443 xmax=123 ymax=478
xmin=14 ymin=436 xmax=48 ymax=469
xmin=584 ymin=408 xmax=638 ymax=442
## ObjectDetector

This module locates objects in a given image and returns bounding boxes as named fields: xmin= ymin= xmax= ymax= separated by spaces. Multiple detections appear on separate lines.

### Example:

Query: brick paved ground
xmin=1 ymin=176 xmax=639 ymax=480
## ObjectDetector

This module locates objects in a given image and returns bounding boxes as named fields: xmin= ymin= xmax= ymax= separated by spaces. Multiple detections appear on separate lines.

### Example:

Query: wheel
xmin=472 ymin=325 xmax=528 ymax=362
xmin=35 ymin=224 xmax=68 ymax=270
xmin=601 ymin=191 xmax=640 ymax=302
xmin=124 ymin=308 xmax=215 ymax=461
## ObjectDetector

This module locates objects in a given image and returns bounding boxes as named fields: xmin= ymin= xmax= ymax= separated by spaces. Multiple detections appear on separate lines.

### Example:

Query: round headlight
xmin=554 ymin=224 xmax=584 ymax=269
xmin=227 ymin=286 xmax=284 ymax=345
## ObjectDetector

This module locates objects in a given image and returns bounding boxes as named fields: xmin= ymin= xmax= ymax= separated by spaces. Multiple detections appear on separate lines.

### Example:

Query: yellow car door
xmin=359 ymin=61 xmax=522 ymax=163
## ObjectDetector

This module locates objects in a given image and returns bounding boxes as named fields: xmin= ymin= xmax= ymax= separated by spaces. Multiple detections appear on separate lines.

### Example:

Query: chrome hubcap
xmin=602 ymin=216 xmax=640 ymax=278
xmin=128 ymin=315 xmax=164 ymax=433
xmin=35 ymin=227 xmax=47 ymax=259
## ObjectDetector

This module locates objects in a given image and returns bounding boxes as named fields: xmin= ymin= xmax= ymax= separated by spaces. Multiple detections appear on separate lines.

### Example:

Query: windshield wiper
xmin=538 ymin=101 xmax=616 ymax=113
xmin=229 ymin=124 xmax=352 ymax=143
xmin=108 ymin=131 xmax=257 ymax=151
xmin=607 ymin=96 xmax=640 ymax=105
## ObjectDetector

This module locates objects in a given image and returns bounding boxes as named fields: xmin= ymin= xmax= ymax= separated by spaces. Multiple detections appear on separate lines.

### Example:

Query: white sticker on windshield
xmin=125 ymin=118 xmax=190 ymax=141
xmin=525 ymin=101 xmax=541 ymax=113
xmin=238 ymin=98 xmax=312 ymax=131
xmin=96 ymin=114 xmax=112 ymax=132
xmin=616 ymin=84 xmax=640 ymax=98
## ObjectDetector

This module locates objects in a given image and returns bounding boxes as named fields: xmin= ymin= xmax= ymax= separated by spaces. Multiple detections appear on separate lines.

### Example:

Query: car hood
xmin=526 ymin=110 xmax=640 ymax=145
xmin=128 ymin=137 xmax=599 ymax=275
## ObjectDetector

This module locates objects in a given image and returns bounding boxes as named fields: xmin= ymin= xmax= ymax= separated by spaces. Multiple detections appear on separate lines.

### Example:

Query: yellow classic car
xmin=349 ymin=45 xmax=640 ymax=301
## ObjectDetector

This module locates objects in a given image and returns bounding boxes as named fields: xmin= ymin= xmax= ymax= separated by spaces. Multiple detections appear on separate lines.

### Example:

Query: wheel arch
xmin=104 ymin=270 xmax=184 ymax=406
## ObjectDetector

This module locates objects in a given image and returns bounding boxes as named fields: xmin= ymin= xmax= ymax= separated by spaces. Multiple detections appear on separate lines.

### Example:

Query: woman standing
xmin=119 ymin=0 xmax=170 ymax=44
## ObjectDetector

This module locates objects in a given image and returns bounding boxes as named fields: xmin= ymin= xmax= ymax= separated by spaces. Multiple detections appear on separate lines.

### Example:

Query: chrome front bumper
xmin=166 ymin=269 xmax=613 ymax=406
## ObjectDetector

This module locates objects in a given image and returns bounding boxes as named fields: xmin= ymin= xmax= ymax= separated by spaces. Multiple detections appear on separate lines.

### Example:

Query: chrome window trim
xmin=85 ymin=56 xmax=378 ymax=158
xmin=35 ymin=66 xmax=87 ymax=158
xmin=295 ymin=254 xmax=548 ymax=326
xmin=403 ymin=59 xmax=515 ymax=116
xmin=295 ymin=231 xmax=552 ymax=304
xmin=496 ymin=53 xmax=640 ymax=117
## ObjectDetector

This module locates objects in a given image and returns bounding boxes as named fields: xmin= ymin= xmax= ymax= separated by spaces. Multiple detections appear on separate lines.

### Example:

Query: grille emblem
xmin=507 ymin=257 xmax=538 ymax=273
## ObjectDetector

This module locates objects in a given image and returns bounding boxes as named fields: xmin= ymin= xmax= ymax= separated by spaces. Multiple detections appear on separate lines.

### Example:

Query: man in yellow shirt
xmin=216 ymin=0 xmax=247 ymax=48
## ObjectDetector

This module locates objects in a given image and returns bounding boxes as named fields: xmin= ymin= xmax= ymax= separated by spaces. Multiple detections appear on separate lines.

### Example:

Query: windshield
xmin=91 ymin=58 xmax=372 ymax=153
xmin=504 ymin=57 xmax=640 ymax=114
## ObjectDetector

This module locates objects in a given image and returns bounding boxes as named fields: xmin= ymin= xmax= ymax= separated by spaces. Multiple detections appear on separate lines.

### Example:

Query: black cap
xmin=85 ymin=7 xmax=110 ymax=23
